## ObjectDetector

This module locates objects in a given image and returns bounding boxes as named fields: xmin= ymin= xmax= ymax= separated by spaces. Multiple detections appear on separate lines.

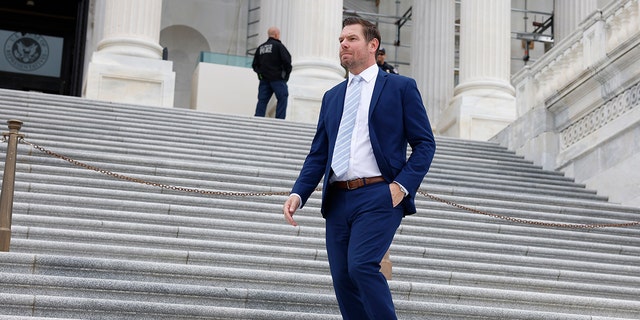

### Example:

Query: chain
xmin=15 ymin=139 xmax=640 ymax=229
xmin=418 ymin=190 xmax=640 ymax=229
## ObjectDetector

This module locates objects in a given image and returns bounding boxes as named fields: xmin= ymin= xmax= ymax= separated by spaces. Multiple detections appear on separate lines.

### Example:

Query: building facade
xmin=0 ymin=0 xmax=638 ymax=207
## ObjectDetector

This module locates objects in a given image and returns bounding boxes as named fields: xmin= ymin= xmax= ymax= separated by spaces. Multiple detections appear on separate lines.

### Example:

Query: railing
xmin=198 ymin=52 xmax=253 ymax=68
xmin=0 ymin=119 xmax=23 ymax=251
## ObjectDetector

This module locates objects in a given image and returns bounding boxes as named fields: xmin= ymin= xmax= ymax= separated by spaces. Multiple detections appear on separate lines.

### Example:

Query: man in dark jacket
xmin=252 ymin=27 xmax=292 ymax=119
xmin=376 ymin=47 xmax=398 ymax=74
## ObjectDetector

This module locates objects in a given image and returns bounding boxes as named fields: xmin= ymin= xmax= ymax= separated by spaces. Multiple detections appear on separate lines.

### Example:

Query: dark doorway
xmin=0 ymin=0 xmax=88 ymax=96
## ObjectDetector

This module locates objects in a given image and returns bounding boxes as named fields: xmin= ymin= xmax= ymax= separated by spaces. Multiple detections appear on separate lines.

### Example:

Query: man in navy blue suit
xmin=283 ymin=17 xmax=436 ymax=319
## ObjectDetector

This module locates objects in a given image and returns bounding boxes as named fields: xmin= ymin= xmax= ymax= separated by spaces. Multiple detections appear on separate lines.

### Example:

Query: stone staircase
xmin=1 ymin=88 xmax=639 ymax=319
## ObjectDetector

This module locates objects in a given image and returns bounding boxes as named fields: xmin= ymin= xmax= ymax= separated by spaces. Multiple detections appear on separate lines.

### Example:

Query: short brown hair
xmin=342 ymin=17 xmax=381 ymax=51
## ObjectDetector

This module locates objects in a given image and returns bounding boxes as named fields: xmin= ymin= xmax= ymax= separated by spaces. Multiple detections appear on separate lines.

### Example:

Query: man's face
xmin=376 ymin=52 xmax=385 ymax=64
xmin=339 ymin=24 xmax=377 ymax=73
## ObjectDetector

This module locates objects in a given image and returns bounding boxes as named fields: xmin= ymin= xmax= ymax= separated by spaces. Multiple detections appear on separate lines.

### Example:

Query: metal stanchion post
xmin=1 ymin=119 xmax=24 ymax=252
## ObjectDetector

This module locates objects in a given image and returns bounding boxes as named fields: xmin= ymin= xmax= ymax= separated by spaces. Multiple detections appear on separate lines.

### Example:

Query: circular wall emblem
xmin=4 ymin=32 xmax=49 ymax=72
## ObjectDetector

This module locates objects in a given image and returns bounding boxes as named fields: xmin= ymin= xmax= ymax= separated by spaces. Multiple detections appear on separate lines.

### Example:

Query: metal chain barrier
xmin=16 ymin=139 xmax=640 ymax=229
xmin=418 ymin=190 xmax=640 ymax=229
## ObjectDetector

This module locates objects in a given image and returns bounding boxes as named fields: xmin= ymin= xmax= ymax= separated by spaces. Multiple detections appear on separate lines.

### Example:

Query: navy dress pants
xmin=325 ymin=182 xmax=404 ymax=320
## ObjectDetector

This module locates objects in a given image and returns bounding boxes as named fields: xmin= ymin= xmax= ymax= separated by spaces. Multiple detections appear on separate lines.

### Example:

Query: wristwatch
xmin=393 ymin=181 xmax=408 ymax=198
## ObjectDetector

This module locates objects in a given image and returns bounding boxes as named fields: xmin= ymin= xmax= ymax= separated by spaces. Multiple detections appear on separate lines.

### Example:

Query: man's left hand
xmin=389 ymin=183 xmax=404 ymax=207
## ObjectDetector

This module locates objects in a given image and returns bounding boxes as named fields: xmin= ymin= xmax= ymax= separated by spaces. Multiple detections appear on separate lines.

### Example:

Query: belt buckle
xmin=346 ymin=179 xmax=358 ymax=190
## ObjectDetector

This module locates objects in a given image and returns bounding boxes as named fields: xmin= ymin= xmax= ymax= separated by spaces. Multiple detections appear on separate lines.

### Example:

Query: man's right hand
xmin=283 ymin=195 xmax=300 ymax=227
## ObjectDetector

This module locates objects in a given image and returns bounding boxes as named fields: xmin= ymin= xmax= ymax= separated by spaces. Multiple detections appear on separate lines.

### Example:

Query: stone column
xmin=444 ymin=0 xmax=515 ymax=140
xmin=258 ymin=0 xmax=291 ymax=42
xmin=260 ymin=0 xmax=345 ymax=123
xmin=554 ymin=0 xmax=598 ymax=43
xmin=411 ymin=0 xmax=455 ymax=131
xmin=84 ymin=0 xmax=175 ymax=107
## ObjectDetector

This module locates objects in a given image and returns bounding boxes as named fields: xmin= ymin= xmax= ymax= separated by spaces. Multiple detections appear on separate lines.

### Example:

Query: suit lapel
xmin=369 ymin=70 xmax=388 ymax=117
xmin=367 ymin=70 xmax=388 ymax=171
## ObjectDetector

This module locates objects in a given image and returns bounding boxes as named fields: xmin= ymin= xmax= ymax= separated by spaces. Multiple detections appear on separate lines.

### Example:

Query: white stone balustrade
xmin=498 ymin=0 xmax=640 ymax=207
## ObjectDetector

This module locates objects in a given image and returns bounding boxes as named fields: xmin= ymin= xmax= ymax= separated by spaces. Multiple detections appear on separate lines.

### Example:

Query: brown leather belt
xmin=332 ymin=176 xmax=386 ymax=190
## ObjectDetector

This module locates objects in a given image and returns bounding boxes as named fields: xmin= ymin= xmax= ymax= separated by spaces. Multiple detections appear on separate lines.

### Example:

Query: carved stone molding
xmin=560 ymin=81 xmax=639 ymax=148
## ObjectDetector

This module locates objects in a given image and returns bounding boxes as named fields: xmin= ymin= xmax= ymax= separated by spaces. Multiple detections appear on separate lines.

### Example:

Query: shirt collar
xmin=348 ymin=64 xmax=378 ymax=85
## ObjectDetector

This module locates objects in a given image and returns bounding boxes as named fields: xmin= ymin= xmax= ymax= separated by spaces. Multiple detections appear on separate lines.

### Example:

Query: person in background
xmin=252 ymin=26 xmax=292 ymax=119
xmin=282 ymin=17 xmax=436 ymax=319
xmin=376 ymin=47 xmax=398 ymax=74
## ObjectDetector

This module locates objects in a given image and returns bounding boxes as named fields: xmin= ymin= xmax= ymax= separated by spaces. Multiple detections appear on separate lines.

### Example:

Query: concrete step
xmin=9 ymin=223 xmax=640 ymax=286
xmin=4 ymin=292 xmax=629 ymax=320
xmin=0 ymin=293 xmax=342 ymax=320
xmin=1 ymin=253 xmax=639 ymax=319
xmin=0 ymin=315 xmax=81 ymax=320
xmin=9 ymin=238 xmax=640 ymax=301
xmin=2 ymin=160 xmax=612 ymax=211
xmin=12 ymin=199 xmax=640 ymax=246
xmin=0 ymin=96 xmax=559 ymax=169
xmin=11 ymin=211 xmax=640 ymax=264
xmin=11 ymin=123 xmax=546 ymax=178
xmin=0 ymin=273 xmax=341 ymax=315
xmin=8 ymin=156 xmax=602 ymax=200
xmin=6 ymin=174 xmax=623 ymax=230
xmin=3 ymin=171 xmax=607 ymax=222
xmin=2 ymin=87 xmax=640 ymax=319
xmin=10 ymin=193 xmax=640 ymax=264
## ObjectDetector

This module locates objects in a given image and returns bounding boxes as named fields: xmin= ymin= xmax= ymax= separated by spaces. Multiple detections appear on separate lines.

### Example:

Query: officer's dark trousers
xmin=255 ymin=80 xmax=288 ymax=119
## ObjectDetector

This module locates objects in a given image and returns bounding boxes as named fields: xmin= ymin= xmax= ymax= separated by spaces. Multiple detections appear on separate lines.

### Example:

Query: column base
xmin=191 ymin=62 xmax=257 ymax=116
xmin=287 ymin=68 xmax=344 ymax=123
xmin=84 ymin=52 xmax=175 ymax=108
xmin=442 ymin=88 xmax=516 ymax=140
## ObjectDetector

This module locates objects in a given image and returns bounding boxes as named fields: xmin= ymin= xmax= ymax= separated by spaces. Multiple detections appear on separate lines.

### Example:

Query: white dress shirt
xmin=332 ymin=63 xmax=382 ymax=182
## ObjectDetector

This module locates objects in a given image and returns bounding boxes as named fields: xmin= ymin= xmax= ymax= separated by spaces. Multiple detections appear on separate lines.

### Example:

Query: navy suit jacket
xmin=291 ymin=69 xmax=436 ymax=217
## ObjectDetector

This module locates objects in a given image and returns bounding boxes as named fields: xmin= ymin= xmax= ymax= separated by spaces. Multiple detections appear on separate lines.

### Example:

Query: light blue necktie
xmin=332 ymin=75 xmax=363 ymax=177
